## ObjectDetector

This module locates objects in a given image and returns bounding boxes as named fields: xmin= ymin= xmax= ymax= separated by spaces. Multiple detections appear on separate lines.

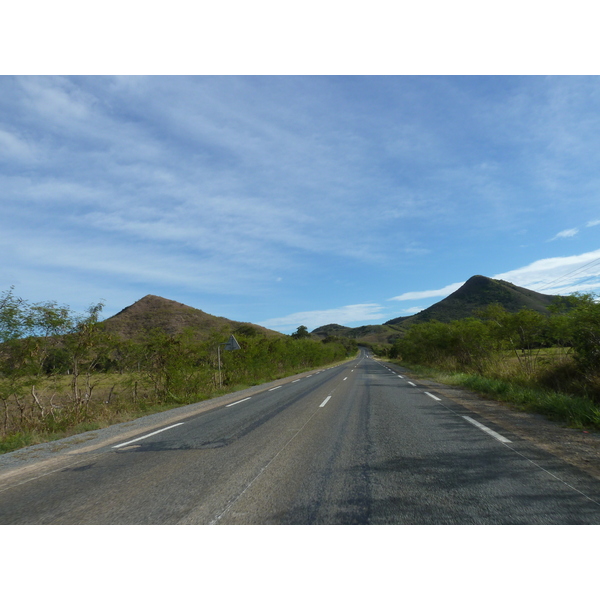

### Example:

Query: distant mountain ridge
xmin=312 ymin=275 xmax=565 ymax=345
xmin=100 ymin=276 xmax=565 ymax=345
xmin=102 ymin=295 xmax=282 ymax=340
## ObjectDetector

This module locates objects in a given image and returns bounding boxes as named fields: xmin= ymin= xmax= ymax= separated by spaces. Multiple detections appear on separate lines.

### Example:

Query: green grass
xmin=391 ymin=360 xmax=600 ymax=430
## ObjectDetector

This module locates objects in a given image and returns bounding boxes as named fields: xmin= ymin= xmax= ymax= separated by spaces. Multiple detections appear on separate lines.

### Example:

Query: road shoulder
xmin=381 ymin=361 xmax=600 ymax=481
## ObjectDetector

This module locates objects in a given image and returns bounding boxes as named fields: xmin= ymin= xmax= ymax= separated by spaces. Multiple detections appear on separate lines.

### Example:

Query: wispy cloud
xmin=389 ymin=282 xmax=464 ymax=302
xmin=401 ymin=306 xmax=425 ymax=315
xmin=0 ymin=128 xmax=37 ymax=162
xmin=4 ymin=76 xmax=600 ymax=330
xmin=493 ymin=249 xmax=600 ymax=295
xmin=550 ymin=228 xmax=579 ymax=241
xmin=258 ymin=304 xmax=385 ymax=333
xmin=387 ymin=249 xmax=600 ymax=316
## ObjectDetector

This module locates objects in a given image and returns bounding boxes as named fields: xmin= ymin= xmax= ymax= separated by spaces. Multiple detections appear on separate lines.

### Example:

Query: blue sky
xmin=2 ymin=75 xmax=600 ymax=333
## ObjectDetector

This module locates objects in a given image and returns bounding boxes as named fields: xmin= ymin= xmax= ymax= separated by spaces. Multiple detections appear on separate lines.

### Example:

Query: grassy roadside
xmin=383 ymin=359 xmax=600 ymax=431
xmin=0 ymin=356 xmax=355 ymax=456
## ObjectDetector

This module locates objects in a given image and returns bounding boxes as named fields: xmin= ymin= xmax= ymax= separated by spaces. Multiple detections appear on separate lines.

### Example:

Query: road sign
xmin=224 ymin=335 xmax=241 ymax=351
xmin=217 ymin=335 xmax=241 ymax=388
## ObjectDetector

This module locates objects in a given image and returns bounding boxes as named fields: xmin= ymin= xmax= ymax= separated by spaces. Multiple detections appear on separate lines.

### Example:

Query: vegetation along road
xmin=1 ymin=348 xmax=599 ymax=524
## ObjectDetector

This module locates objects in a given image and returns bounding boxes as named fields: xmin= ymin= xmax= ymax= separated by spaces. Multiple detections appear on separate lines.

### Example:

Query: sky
xmin=2 ymin=75 xmax=600 ymax=333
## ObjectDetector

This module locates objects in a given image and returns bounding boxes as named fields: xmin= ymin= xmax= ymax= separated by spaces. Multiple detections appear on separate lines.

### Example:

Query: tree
xmin=478 ymin=304 xmax=547 ymax=375
xmin=566 ymin=293 xmax=600 ymax=376
xmin=0 ymin=287 xmax=27 ymax=343
xmin=448 ymin=318 xmax=495 ymax=373
xmin=57 ymin=301 xmax=114 ymax=416
xmin=234 ymin=324 xmax=263 ymax=338
xmin=291 ymin=325 xmax=310 ymax=339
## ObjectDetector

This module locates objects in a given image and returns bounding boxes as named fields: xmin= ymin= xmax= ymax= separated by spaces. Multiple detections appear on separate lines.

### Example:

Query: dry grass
xmin=391 ymin=348 xmax=600 ymax=430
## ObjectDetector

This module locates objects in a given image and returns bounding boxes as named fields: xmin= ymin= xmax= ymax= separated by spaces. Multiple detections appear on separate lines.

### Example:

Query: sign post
xmin=218 ymin=334 xmax=241 ymax=387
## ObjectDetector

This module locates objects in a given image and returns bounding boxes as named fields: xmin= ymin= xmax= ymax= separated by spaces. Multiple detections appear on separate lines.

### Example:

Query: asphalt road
xmin=1 ymin=349 xmax=599 ymax=524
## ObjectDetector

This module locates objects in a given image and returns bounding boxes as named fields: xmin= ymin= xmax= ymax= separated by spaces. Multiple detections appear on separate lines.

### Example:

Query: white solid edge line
xmin=462 ymin=416 xmax=512 ymax=444
xmin=269 ymin=386 xmax=282 ymax=391
xmin=425 ymin=392 xmax=442 ymax=402
xmin=227 ymin=397 xmax=252 ymax=407
xmin=113 ymin=423 xmax=185 ymax=448
xmin=320 ymin=395 xmax=332 ymax=407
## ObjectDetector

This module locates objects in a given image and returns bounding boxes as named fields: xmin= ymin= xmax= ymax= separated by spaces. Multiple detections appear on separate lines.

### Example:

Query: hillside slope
xmin=311 ymin=275 xmax=565 ymax=345
xmin=102 ymin=295 xmax=282 ymax=340
xmin=385 ymin=275 xmax=561 ymax=328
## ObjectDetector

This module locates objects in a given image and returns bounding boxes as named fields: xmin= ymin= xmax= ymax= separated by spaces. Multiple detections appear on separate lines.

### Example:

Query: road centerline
xmin=320 ymin=395 xmax=332 ymax=408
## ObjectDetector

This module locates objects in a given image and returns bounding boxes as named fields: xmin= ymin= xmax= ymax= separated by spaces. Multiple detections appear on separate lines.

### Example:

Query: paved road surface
xmin=1 ymin=349 xmax=599 ymax=524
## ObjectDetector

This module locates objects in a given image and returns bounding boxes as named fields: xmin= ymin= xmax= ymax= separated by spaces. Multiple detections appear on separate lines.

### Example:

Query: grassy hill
xmin=311 ymin=275 xmax=566 ymax=346
xmin=101 ymin=295 xmax=282 ymax=340
xmin=311 ymin=324 xmax=352 ymax=338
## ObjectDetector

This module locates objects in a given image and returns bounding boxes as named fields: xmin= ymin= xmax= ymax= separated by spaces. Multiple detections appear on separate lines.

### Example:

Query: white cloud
xmin=550 ymin=228 xmax=579 ymax=240
xmin=389 ymin=282 xmax=464 ymax=302
xmin=494 ymin=248 xmax=600 ymax=295
xmin=389 ymin=249 xmax=600 ymax=310
xmin=0 ymin=223 xmax=270 ymax=303
xmin=0 ymin=128 xmax=37 ymax=162
xmin=587 ymin=219 xmax=600 ymax=227
xmin=401 ymin=306 xmax=425 ymax=315
xmin=259 ymin=303 xmax=385 ymax=333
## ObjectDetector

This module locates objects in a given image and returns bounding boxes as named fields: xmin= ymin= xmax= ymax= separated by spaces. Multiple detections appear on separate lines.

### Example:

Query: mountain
xmin=312 ymin=323 xmax=403 ymax=345
xmin=311 ymin=275 xmax=566 ymax=345
xmin=101 ymin=295 xmax=282 ymax=340
xmin=311 ymin=324 xmax=352 ymax=337
xmin=385 ymin=275 xmax=561 ymax=328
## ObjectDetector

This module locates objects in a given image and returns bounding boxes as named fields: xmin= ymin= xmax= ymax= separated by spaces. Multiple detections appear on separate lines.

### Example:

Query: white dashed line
xmin=425 ymin=392 xmax=442 ymax=402
xmin=462 ymin=416 xmax=512 ymax=444
xmin=227 ymin=397 xmax=252 ymax=407
xmin=269 ymin=386 xmax=282 ymax=391
xmin=113 ymin=423 xmax=184 ymax=449
xmin=320 ymin=396 xmax=332 ymax=407
xmin=408 ymin=382 xmax=417 ymax=387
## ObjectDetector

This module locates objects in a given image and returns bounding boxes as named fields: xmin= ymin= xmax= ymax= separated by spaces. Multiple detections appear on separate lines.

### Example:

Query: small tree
xmin=0 ymin=287 xmax=27 ymax=343
xmin=291 ymin=325 xmax=310 ymax=339
xmin=61 ymin=302 xmax=110 ymax=416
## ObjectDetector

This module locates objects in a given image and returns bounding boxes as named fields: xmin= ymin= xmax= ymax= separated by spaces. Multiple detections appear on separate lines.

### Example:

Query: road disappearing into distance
xmin=1 ymin=348 xmax=599 ymax=524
